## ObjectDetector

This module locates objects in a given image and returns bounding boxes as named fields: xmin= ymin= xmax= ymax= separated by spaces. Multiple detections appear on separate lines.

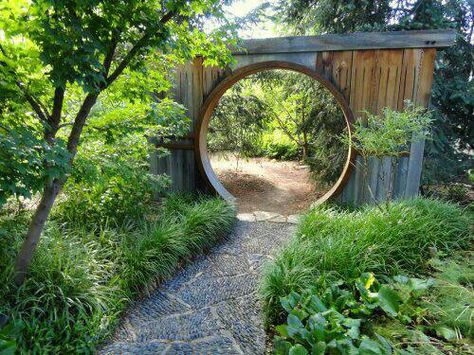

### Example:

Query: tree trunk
xmin=13 ymin=93 xmax=98 ymax=286
xmin=302 ymin=133 xmax=309 ymax=161
xmin=13 ymin=180 xmax=63 ymax=285
xmin=302 ymin=144 xmax=308 ymax=161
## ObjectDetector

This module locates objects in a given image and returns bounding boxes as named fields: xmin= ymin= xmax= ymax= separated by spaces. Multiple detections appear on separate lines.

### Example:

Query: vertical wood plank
xmin=316 ymin=51 xmax=353 ymax=100
xmin=393 ymin=156 xmax=409 ymax=198
xmin=405 ymin=48 xmax=436 ymax=197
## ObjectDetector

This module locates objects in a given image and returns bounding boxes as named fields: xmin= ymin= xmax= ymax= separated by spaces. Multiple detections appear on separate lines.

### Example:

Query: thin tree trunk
xmin=13 ymin=180 xmax=63 ymax=285
xmin=302 ymin=144 xmax=308 ymax=161
xmin=302 ymin=132 xmax=309 ymax=161
xmin=13 ymin=93 xmax=98 ymax=286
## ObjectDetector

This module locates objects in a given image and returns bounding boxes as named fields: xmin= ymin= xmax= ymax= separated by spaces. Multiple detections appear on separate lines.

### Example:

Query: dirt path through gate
xmin=211 ymin=155 xmax=323 ymax=215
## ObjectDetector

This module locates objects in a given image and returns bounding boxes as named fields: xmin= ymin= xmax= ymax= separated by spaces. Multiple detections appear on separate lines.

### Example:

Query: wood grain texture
xmin=234 ymin=30 xmax=455 ymax=54
xmin=316 ymin=51 xmax=353 ymax=99
xmin=340 ymin=47 xmax=436 ymax=204
xmin=151 ymin=34 xmax=441 ymax=205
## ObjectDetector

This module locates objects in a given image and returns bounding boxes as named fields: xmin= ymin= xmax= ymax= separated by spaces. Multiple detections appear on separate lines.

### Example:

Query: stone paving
xmin=101 ymin=218 xmax=295 ymax=355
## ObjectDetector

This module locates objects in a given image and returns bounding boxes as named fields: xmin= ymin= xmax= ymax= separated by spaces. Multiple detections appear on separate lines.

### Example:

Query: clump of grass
xmin=424 ymin=251 xmax=474 ymax=339
xmin=0 ymin=194 xmax=235 ymax=352
xmin=261 ymin=198 xmax=472 ymax=326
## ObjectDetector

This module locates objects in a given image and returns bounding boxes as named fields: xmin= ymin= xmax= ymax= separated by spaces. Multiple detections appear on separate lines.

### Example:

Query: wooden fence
xmin=150 ymin=30 xmax=455 ymax=205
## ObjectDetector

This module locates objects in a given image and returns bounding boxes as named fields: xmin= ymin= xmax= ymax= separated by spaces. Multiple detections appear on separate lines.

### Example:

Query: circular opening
xmin=196 ymin=61 xmax=355 ymax=210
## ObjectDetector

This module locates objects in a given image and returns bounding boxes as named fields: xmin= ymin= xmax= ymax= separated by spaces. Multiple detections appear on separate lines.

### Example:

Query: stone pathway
xmin=101 ymin=218 xmax=296 ymax=354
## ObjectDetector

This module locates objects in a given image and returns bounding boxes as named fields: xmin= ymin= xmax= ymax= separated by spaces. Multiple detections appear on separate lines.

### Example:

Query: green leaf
xmin=274 ymin=337 xmax=292 ymax=355
xmin=276 ymin=324 xmax=289 ymax=338
xmin=407 ymin=278 xmax=435 ymax=293
xmin=289 ymin=344 xmax=309 ymax=355
xmin=374 ymin=333 xmax=393 ymax=354
xmin=308 ymin=313 xmax=326 ymax=341
xmin=377 ymin=286 xmax=401 ymax=317
xmin=312 ymin=341 xmax=327 ymax=355
xmin=359 ymin=338 xmax=383 ymax=354
xmin=309 ymin=295 xmax=327 ymax=313
xmin=287 ymin=313 xmax=305 ymax=329
xmin=435 ymin=326 xmax=457 ymax=341
xmin=343 ymin=318 xmax=361 ymax=339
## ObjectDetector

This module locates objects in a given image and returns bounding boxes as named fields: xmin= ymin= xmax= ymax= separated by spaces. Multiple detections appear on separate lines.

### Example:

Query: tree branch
xmin=66 ymin=93 xmax=98 ymax=156
xmin=44 ymin=87 xmax=65 ymax=142
xmin=105 ymin=10 xmax=176 ymax=87
xmin=0 ymin=43 xmax=50 ymax=123
xmin=103 ymin=31 xmax=120 ymax=79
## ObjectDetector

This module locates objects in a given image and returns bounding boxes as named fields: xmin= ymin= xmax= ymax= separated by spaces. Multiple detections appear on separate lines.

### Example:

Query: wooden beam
xmin=233 ymin=30 xmax=455 ymax=54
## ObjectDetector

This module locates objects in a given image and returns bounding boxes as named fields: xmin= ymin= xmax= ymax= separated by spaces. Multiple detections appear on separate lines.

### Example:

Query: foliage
xmin=255 ymin=70 xmax=347 ymax=172
xmin=208 ymin=80 xmax=271 ymax=158
xmin=0 ymin=121 xmax=70 ymax=208
xmin=0 ymin=194 xmax=235 ymax=352
xmin=261 ymin=198 xmax=472 ymax=326
xmin=55 ymin=136 xmax=170 ymax=227
xmin=349 ymin=102 xmax=432 ymax=159
xmin=423 ymin=252 xmax=473 ymax=339
xmin=274 ymin=273 xmax=435 ymax=354
xmin=209 ymin=69 xmax=348 ymax=185
xmin=261 ymin=131 xmax=300 ymax=160
xmin=0 ymin=0 xmax=238 ymax=281
xmin=422 ymin=183 xmax=473 ymax=206
xmin=272 ymin=0 xmax=474 ymax=184
xmin=347 ymin=102 xmax=432 ymax=203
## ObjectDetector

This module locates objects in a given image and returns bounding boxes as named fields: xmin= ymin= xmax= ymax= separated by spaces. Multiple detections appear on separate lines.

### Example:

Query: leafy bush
xmin=0 ymin=195 xmax=235 ymax=352
xmin=423 ymin=252 xmax=474 ymax=339
xmin=262 ymin=131 xmax=299 ymax=160
xmin=274 ymin=273 xmax=435 ymax=354
xmin=261 ymin=198 xmax=472 ymax=326
xmin=0 ymin=122 xmax=70 ymax=208
xmin=350 ymin=103 xmax=431 ymax=159
xmin=53 ymin=135 xmax=170 ymax=226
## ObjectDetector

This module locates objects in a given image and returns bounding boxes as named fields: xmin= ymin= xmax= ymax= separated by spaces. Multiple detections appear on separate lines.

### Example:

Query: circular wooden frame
xmin=195 ymin=61 xmax=356 ymax=205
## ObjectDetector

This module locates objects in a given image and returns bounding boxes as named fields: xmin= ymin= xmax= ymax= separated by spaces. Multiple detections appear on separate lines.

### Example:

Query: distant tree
xmin=209 ymin=70 xmax=348 ymax=184
xmin=257 ymin=70 xmax=347 ymax=183
xmin=208 ymin=80 xmax=271 ymax=166
xmin=0 ymin=0 xmax=235 ymax=285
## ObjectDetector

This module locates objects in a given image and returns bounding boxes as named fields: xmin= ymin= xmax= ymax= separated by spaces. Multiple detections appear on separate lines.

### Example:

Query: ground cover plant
xmin=0 ymin=193 xmax=235 ymax=352
xmin=261 ymin=198 xmax=473 ymax=353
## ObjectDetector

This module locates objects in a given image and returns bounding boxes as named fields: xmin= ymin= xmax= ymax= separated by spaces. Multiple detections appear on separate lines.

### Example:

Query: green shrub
xmin=53 ymin=136 xmax=170 ymax=227
xmin=0 ymin=194 xmax=235 ymax=352
xmin=423 ymin=252 xmax=474 ymax=339
xmin=261 ymin=198 xmax=472 ymax=326
xmin=262 ymin=131 xmax=299 ymax=160
xmin=274 ymin=273 xmax=434 ymax=354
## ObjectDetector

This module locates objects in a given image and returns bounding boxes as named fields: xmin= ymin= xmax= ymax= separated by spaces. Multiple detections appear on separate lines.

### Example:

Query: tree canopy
xmin=0 ymin=0 xmax=237 ymax=284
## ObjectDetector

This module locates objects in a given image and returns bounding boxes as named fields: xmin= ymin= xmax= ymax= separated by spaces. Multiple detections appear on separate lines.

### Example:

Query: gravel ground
xmin=101 ymin=220 xmax=295 ymax=355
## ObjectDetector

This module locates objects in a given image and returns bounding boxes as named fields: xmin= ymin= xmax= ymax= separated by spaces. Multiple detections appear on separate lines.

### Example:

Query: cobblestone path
xmin=101 ymin=219 xmax=295 ymax=354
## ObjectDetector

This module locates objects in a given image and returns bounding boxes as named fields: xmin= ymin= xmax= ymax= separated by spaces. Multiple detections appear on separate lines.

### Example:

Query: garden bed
xmin=0 ymin=194 xmax=235 ymax=353
xmin=261 ymin=198 xmax=473 ymax=353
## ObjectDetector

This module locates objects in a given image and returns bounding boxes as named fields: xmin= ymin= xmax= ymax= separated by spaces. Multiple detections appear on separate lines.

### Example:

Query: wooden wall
xmin=313 ymin=48 xmax=436 ymax=204
xmin=151 ymin=39 xmax=438 ymax=204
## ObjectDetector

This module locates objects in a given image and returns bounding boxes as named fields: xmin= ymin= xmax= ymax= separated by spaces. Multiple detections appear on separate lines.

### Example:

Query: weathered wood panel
xmin=151 ymin=32 xmax=441 ymax=205
xmin=340 ymin=47 xmax=436 ymax=204
xmin=234 ymin=52 xmax=317 ymax=71
xmin=235 ymin=30 xmax=455 ymax=54
xmin=315 ymin=51 xmax=353 ymax=99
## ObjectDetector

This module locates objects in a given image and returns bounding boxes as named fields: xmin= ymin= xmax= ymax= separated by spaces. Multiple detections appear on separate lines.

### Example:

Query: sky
xmin=222 ymin=0 xmax=278 ymax=39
